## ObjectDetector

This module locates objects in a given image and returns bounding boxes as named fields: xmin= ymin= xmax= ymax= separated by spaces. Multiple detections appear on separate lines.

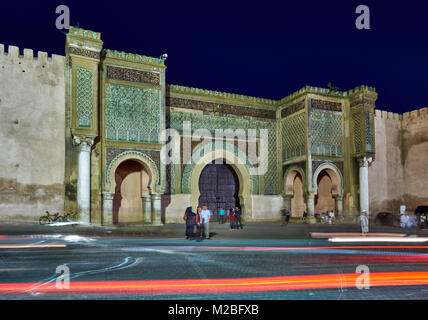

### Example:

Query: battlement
xmin=0 ymin=43 xmax=64 ymax=65
xmin=104 ymin=49 xmax=165 ymax=67
xmin=278 ymin=84 xmax=376 ymax=106
xmin=375 ymin=107 xmax=428 ymax=122
xmin=68 ymin=26 xmax=101 ymax=41
xmin=167 ymin=83 xmax=377 ymax=109
xmin=375 ymin=109 xmax=402 ymax=121
xmin=402 ymin=107 xmax=428 ymax=120
xmin=167 ymin=84 xmax=277 ymax=107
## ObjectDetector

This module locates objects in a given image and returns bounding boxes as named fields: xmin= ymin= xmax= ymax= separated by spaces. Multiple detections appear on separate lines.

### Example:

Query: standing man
xmin=219 ymin=207 xmax=225 ymax=224
xmin=359 ymin=210 xmax=369 ymax=236
xmin=400 ymin=210 xmax=412 ymax=236
xmin=200 ymin=205 xmax=212 ymax=239
xmin=234 ymin=206 xmax=243 ymax=229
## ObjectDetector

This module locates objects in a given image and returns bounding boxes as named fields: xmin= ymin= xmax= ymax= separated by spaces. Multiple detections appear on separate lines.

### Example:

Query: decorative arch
xmin=182 ymin=142 xmax=255 ymax=217
xmin=181 ymin=142 xmax=257 ymax=194
xmin=283 ymin=165 xmax=306 ymax=195
xmin=312 ymin=162 xmax=344 ymax=196
xmin=105 ymin=151 xmax=159 ymax=194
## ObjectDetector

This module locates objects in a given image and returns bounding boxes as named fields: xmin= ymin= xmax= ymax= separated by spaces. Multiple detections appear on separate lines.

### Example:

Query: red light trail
xmin=1 ymin=272 xmax=428 ymax=296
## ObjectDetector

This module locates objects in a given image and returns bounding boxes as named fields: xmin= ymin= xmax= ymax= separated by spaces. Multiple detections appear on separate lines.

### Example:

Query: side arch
xmin=283 ymin=165 xmax=306 ymax=195
xmin=105 ymin=151 xmax=159 ymax=194
xmin=312 ymin=162 xmax=344 ymax=196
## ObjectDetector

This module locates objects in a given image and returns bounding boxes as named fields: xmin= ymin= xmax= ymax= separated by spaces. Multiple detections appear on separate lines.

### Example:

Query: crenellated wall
xmin=0 ymin=44 xmax=65 ymax=221
xmin=401 ymin=108 xmax=428 ymax=212
xmin=369 ymin=110 xmax=404 ymax=214
xmin=369 ymin=108 xmax=428 ymax=214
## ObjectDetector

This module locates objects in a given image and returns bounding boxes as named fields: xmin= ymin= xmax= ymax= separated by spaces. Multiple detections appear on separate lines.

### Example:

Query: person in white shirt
xmin=200 ymin=205 xmax=212 ymax=239
xmin=329 ymin=210 xmax=335 ymax=224
xmin=400 ymin=211 xmax=412 ymax=236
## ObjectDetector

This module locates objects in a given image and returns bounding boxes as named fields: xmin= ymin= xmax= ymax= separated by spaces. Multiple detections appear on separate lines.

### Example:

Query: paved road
xmin=1 ymin=224 xmax=428 ymax=300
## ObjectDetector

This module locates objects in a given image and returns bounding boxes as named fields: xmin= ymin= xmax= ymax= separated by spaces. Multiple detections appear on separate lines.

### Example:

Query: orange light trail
xmin=0 ymin=243 xmax=66 ymax=249
xmin=2 ymin=272 xmax=428 ymax=295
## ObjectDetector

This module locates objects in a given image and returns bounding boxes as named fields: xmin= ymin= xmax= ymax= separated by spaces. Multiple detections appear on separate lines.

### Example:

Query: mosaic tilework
xmin=365 ymin=111 xmax=374 ymax=152
xmin=69 ymin=47 xmax=100 ymax=59
xmin=106 ymin=66 xmax=160 ymax=85
xmin=352 ymin=112 xmax=364 ymax=154
xmin=311 ymin=99 xmax=342 ymax=112
xmin=167 ymin=97 xmax=276 ymax=119
xmin=76 ymin=67 xmax=94 ymax=127
xmin=281 ymin=100 xmax=305 ymax=118
xmin=281 ymin=112 xmax=306 ymax=161
xmin=169 ymin=111 xmax=276 ymax=194
xmin=105 ymin=83 xmax=161 ymax=142
xmin=310 ymin=110 xmax=343 ymax=157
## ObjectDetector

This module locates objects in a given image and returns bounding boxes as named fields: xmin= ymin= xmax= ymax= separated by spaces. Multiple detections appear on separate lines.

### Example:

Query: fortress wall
xmin=401 ymin=108 xmax=428 ymax=212
xmin=369 ymin=110 xmax=404 ymax=214
xmin=0 ymin=44 xmax=66 ymax=221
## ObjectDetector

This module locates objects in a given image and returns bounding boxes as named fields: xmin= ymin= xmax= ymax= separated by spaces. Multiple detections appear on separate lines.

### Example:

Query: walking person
xmin=219 ymin=207 xmax=225 ymax=224
xmin=359 ymin=210 xmax=369 ymax=236
xmin=229 ymin=208 xmax=235 ymax=230
xmin=400 ymin=210 xmax=413 ymax=236
xmin=234 ymin=206 xmax=243 ymax=229
xmin=200 ymin=205 xmax=212 ymax=239
xmin=183 ymin=206 xmax=196 ymax=240
xmin=195 ymin=207 xmax=202 ymax=239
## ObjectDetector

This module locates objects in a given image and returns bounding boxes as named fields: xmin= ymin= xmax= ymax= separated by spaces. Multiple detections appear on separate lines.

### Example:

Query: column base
xmin=307 ymin=216 xmax=317 ymax=224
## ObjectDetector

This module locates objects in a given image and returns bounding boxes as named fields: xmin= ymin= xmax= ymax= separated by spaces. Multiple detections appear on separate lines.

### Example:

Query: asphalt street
xmin=1 ymin=222 xmax=428 ymax=300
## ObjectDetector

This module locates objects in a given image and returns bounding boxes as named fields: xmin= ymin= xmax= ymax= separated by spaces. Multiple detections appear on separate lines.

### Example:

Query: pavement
xmin=0 ymin=220 xmax=426 ymax=239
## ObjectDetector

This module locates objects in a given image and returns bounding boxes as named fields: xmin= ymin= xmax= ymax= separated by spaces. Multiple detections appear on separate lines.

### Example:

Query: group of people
xmin=183 ymin=205 xmax=243 ymax=240
xmin=358 ymin=209 xmax=417 ymax=236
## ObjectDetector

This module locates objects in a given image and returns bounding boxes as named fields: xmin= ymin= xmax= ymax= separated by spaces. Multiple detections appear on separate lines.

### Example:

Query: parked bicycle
xmin=39 ymin=211 xmax=63 ymax=225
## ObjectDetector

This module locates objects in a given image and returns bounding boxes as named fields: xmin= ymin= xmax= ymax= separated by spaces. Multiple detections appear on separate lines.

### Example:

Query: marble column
xmin=358 ymin=156 xmax=372 ymax=215
xmin=102 ymin=192 xmax=114 ymax=225
xmin=142 ymin=195 xmax=152 ymax=224
xmin=334 ymin=195 xmax=344 ymax=218
xmin=151 ymin=193 xmax=163 ymax=225
xmin=306 ymin=193 xmax=316 ymax=223
xmin=73 ymin=136 xmax=94 ymax=223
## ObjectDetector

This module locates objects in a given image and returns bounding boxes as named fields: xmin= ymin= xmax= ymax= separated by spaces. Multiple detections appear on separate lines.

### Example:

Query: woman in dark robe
xmin=183 ymin=206 xmax=196 ymax=239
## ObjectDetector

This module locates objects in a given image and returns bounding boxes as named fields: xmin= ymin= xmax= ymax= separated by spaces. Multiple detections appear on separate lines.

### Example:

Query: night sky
xmin=1 ymin=0 xmax=427 ymax=113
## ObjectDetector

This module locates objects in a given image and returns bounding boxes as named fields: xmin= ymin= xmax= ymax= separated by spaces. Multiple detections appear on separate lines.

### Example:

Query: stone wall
xmin=0 ymin=44 xmax=65 ymax=221
xmin=401 ymin=108 xmax=428 ymax=212
xmin=368 ymin=110 xmax=404 ymax=214
xmin=369 ymin=108 xmax=428 ymax=215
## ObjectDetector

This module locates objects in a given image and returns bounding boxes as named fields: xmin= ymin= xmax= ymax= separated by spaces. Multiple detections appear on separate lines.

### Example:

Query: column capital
xmin=73 ymin=135 xmax=95 ymax=152
xmin=306 ymin=192 xmax=316 ymax=199
xmin=154 ymin=184 xmax=166 ymax=194
xmin=102 ymin=192 xmax=114 ymax=200
xmin=282 ymin=194 xmax=293 ymax=200
xmin=357 ymin=156 xmax=373 ymax=167
xmin=151 ymin=193 xmax=162 ymax=200
xmin=333 ymin=194 xmax=344 ymax=200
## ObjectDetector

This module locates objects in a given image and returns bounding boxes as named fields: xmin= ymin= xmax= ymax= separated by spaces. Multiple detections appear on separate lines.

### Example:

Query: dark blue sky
xmin=1 ymin=0 xmax=427 ymax=113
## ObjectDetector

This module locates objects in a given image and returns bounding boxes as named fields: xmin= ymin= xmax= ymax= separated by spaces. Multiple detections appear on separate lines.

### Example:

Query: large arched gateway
xmin=198 ymin=160 xmax=240 ymax=219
